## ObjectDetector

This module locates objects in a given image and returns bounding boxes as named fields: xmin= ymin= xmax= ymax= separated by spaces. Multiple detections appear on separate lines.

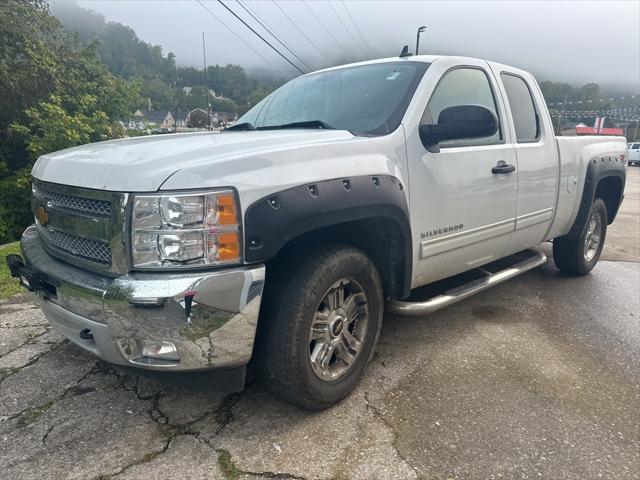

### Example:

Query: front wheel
xmin=256 ymin=244 xmax=384 ymax=410
xmin=553 ymin=198 xmax=608 ymax=275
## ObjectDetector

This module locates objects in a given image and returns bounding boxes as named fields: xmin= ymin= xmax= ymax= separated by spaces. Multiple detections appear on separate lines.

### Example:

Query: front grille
xmin=40 ymin=228 xmax=112 ymax=265
xmin=32 ymin=180 xmax=127 ymax=273
xmin=34 ymin=183 xmax=112 ymax=217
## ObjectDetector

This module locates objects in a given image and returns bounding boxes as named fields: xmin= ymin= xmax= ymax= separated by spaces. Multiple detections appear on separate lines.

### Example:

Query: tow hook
xmin=79 ymin=328 xmax=94 ymax=340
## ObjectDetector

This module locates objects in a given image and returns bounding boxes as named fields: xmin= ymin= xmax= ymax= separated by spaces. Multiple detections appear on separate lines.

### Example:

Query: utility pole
xmin=416 ymin=26 xmax=426 ymax=55
xmin=556 ymin=95 xmax=567 ymax=135
xmin=624 ymin=120 xmax=629 ymax=141
xmin=173 ymin=81 xmax=178 ymax=133
xmin=202 ymin=32 xmax=212 ymax=130
xmin=633 ymin=121 xmax=638 ymax=143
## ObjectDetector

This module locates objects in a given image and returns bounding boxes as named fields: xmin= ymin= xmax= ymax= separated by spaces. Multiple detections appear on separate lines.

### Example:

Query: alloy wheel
xmin=308 ymin=278 xmax=369 ymax=381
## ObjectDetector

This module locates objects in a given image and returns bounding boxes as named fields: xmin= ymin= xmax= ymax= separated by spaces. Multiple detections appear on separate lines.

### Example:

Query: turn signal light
xmin=217 ymin=193 xmax=238 ymax=225
xmin=217 ymin=232 xmax=241 ymax=262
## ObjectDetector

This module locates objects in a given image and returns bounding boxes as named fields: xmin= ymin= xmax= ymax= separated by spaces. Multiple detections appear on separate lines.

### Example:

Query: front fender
xmin=243 ymin=175 xmax=412 ymax=297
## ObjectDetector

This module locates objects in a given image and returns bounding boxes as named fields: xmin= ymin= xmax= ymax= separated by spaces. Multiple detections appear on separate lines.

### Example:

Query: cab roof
xmin=307 ymin=54 xmax=531 ymax=79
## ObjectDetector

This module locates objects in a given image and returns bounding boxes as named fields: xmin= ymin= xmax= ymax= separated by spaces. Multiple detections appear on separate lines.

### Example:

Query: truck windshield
xmin=232 ymin=61 xmax=429 ymax=136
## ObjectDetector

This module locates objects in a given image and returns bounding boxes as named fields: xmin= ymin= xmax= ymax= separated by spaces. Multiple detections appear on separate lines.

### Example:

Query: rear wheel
xmin=553 ymin=198 xmax=607 ymax=275
xmin=257 ymin=244 xmax=383 ymax=410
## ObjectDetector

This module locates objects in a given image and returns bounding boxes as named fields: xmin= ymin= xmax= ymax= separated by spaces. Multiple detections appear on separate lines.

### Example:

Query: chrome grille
xmin=34 ymin=183 xmax=112 ymax=217
xmin=40 ymin=229 xmax=112 ymax=265
xmin=32 ymin=180 xmax=128 ymax=275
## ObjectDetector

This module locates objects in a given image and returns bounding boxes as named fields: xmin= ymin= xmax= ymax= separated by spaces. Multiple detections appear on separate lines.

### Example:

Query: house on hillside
xmin=123 ymin=108 xmax=238 ymax=132
xmin=185 ymin=108 xmax=210 ymax=128
xmin=127 ymin=109 xmax=187 ymax=130
xmin=185 ymin=108 xmax=239 ymax=128
xmin=212 ymin=111 xmax=238 ymax=126
xmin=181 ymin=86 xmax=233 ymax=102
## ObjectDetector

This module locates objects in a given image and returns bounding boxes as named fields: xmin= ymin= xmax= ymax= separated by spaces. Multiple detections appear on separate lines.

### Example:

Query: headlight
xmin=131 ymin=190 xmax=241 ymax=268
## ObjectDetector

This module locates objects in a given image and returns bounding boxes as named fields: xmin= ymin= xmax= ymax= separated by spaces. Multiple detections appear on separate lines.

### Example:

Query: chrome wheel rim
xmin=584 ymin=212 xmax=603 ymax=262
xmin=308 ymin=278 xmax=369 ymax=381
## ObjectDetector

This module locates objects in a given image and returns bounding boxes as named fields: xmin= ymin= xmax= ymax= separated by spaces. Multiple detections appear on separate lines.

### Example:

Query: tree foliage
xmin=176 ymin=85 xmax=239 ymax=113
xmin=539 ymin=81 xmax=603 ymax=105
xmin=0 ymin=0 xmax=140 ymax=243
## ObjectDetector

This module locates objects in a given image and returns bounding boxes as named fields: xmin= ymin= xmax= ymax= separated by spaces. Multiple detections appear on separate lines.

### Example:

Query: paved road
xmin=1 ymin=168 xmax=638 ymax=480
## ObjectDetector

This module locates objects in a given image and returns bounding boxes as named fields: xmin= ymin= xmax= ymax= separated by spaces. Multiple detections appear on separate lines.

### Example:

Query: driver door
xmin=406 ymin=59 xmax=518 ymax=287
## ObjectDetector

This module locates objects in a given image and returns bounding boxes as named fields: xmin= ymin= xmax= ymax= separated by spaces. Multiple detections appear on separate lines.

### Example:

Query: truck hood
xmin=32 ymin=130 xmax=357 ymax=192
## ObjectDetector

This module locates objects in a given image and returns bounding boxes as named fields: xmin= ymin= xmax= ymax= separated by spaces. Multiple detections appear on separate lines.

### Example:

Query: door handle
xmin=492 ymin=161 xmax=516 ymax=174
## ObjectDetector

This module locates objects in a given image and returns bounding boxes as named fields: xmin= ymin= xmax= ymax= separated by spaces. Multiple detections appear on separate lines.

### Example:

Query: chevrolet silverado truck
xmin=7 ymin=55 xmax=627 ymax=410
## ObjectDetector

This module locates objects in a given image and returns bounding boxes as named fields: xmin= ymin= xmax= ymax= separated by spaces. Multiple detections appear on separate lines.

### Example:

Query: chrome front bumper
xmin=19 ymin=225 xmax=265 ymax=372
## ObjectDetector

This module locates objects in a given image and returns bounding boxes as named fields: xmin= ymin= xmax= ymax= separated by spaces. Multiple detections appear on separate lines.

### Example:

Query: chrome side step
xmin=387 ymin=249 xmax=547 ymax=316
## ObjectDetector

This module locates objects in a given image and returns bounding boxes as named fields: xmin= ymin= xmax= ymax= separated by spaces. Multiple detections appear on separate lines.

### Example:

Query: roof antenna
xmin=399 ymin=45 xmax=413 ymax=58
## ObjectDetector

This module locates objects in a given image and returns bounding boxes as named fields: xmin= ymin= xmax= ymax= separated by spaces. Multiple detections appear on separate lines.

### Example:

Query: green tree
xmin=0 ymin=0 xmax=140 ymax=243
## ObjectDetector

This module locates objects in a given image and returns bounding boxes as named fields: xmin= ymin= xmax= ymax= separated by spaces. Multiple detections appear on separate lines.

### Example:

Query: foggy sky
xmin=76 ymin=0 xmax=640 ymax=87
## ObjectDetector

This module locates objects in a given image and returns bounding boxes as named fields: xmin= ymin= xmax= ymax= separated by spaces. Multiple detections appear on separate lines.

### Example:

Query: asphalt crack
xmin=205 ymin=445 xmax=308 ymax=480
xmin=212 ymin=392 xmax=241 ymax=436
xmin=0 ymin=327 xmax=49 ymax=358
xmin=97 ymin=431 xmax=177 ymax=480
xmin=0 ymin=322 xmax=49 ymax=329
xmin=41 ymin=425 xmax=54 ymax=445
xmin=2 ymin=360 xmax=98 ymax=425
xmin=1 ymin=324 xmax=300 ymax=480
xmin=0 ymin=333 xmax=66 ymax=387
xmin=364 ymin=391 xmax=419 ymax=478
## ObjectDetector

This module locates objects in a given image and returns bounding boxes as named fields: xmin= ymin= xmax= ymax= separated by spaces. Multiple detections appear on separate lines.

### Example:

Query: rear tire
xmin=256 ymin=243 xmax=383 ymax=410
xmin=553 ymin=198 xmax=607 ymax=275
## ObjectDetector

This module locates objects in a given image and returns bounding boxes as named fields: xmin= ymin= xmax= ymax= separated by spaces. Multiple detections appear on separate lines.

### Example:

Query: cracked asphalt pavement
xmin=1 ymin=168 xmax=638 ymax=480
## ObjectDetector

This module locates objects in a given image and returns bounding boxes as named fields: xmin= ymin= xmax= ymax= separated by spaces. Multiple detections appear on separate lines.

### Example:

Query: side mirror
xmin=419 ymin=105 xmax=499 ymax=152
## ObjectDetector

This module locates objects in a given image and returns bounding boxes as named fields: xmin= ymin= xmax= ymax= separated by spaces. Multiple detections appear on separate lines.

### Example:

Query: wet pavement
xmin=1 ymin=168 xmax=638 ymax=479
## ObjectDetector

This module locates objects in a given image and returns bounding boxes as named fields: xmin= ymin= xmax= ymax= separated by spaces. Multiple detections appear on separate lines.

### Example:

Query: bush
xmin=0 ymin=174 xmax=33 ymax=244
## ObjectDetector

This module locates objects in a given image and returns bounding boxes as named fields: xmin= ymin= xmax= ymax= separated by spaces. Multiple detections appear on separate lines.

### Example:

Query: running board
xmin=387 ymin=250 xmax=547 ymax=316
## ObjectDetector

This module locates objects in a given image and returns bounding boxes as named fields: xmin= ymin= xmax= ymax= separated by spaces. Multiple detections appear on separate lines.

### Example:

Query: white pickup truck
xmin=8 ymin=55 xmax=627 ymax=410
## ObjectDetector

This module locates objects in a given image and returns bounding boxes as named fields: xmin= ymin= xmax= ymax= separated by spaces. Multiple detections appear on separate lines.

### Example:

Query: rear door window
xmin=501 ymin=73 xmax=540 ymax=143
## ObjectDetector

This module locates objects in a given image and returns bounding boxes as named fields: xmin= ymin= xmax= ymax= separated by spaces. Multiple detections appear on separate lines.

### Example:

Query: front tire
xmin=257 ymin=244 xmax=383 ymax=410
xmin=553 ymin=198 xmax=607 ymax=275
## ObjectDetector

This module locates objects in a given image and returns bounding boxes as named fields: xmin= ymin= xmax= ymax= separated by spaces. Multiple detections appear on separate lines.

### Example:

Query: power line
xmin=236 ymin=0 xmax=313 ymax=71
xmin=302 ymin=0 xmax=351 ymax=59
xmin=216 ymin=0 xmax=305 ymax=74
xmin=325 ymin=0 xmax=367 ymax=59
xmin=339 ymin=0 xmax=376 ymax=58
xmin=195 ymin=0 xmax=281 ymax=72
xmin=272 ymin=0 xmax=331 ymax=65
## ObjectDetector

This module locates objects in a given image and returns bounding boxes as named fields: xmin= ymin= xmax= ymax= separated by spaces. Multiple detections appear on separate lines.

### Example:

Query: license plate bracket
xmin=6 ymin=254 xmax=57 ymax=297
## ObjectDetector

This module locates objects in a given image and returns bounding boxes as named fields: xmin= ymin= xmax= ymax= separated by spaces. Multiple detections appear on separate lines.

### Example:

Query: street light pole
xmin=416 ymin=26 xmax=426 ymax=55
xmin=202 ymin=32 xmax=211 ymax=131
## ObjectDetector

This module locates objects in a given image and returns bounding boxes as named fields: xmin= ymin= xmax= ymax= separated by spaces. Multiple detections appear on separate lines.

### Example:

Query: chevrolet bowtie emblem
xmin=35 ymin=205 xmax=49 ymax=226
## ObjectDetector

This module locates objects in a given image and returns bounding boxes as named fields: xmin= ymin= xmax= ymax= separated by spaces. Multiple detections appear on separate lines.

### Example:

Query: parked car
xmin=8 ymin=54 xmax=627 ymax=410
xmin=628 ymin=142 xmax=640 ymax=165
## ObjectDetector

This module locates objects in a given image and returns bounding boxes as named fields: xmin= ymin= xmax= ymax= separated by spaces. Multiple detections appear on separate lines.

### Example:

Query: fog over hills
xmin=68 ymin=0 xmax=639 ymax=90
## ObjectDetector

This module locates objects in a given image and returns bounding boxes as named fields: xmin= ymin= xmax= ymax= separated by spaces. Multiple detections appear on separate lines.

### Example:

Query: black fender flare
xmin=566 ymin=155 xmax=626 ymax=239
xmin=243 ymin=175 xmax=412 ymax=298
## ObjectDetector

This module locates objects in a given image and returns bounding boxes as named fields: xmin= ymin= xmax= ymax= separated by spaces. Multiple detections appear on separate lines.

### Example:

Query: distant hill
xmin=49 ymin=1 xmax=281 ymax=111
xmin=51 ymin=1 xmax=175 ymax=82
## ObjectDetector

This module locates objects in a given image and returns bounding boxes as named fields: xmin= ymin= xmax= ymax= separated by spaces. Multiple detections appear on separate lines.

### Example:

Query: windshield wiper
xmin=225 ymin=122 xmax=255 ymax=131
xmin=257 ymin=120 xmax=336 ymax=131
